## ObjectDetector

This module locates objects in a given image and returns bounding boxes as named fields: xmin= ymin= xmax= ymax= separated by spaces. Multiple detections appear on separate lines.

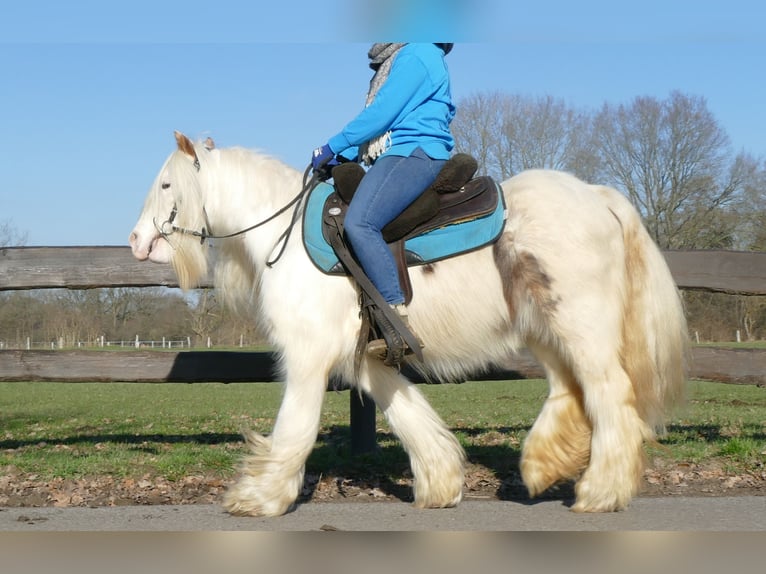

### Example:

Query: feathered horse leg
xmin=223 ymin=359 xmax=329 ymax=517
xmin=356 ymin=361 xmax=466 ymax=508
xmin=521 ymin=345 xmax=592 ymax=497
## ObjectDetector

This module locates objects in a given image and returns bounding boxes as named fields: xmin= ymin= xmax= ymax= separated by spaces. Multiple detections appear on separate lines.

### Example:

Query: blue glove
xmin=311 ymin=143 xmax=338 ymax=171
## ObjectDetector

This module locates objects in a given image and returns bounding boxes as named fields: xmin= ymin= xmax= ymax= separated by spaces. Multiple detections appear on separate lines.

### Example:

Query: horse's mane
xmin=213 ymin=237 xmax=260 ymax=316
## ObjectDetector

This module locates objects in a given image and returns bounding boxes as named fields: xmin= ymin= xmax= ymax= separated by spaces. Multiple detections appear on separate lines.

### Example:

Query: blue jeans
xmin=344 ymin=147 xmax=446 ymax=305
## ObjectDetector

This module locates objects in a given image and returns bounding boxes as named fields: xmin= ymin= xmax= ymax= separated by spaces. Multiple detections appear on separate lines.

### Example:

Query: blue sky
xmin=1 ymin=0 xmax=764 ymax=246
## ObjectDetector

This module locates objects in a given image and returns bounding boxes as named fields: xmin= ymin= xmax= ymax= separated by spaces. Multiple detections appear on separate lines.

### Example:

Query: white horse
xmin=129 ymin=132 xmax=689 ymax=516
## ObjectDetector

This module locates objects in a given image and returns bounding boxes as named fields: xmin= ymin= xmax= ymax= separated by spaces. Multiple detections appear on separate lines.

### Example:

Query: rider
xmin=311 ymin=43 xmax=455 ymax=358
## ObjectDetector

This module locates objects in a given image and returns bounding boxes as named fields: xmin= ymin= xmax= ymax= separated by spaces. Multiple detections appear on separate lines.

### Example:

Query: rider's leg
xmin=344 ymin=147 xmax=445 ymax=357
xmin=344 ymin=147 xmax=445 ymax=305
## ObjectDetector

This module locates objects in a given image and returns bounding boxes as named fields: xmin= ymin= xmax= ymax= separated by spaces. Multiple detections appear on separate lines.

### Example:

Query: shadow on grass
xmin=301 ymin=424 xmax=574 ymax=504
xmin=1 ymin=424 xmax=543 ymax=502
xmin=0 ymin=432 xmax=244 ymax=450
xmin=4 ymin=421 xmax=759 ymax=505
xmin=661 ymin=423 xmax=766 ymax=443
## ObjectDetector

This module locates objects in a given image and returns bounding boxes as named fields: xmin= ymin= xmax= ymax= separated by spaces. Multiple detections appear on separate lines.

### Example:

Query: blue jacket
xmin=328 ymin=43 xmax=455 ymax=162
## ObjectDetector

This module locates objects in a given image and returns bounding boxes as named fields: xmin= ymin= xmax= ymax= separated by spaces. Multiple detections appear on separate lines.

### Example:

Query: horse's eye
xmin=161 ymin=183 xmax=171 ymax=190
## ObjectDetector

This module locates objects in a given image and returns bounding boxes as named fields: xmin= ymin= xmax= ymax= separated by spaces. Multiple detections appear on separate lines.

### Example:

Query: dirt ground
xmin=1 ymin=459 xmax=764 ymax=508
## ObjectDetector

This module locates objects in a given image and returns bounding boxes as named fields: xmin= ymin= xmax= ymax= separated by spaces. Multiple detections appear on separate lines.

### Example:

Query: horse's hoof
xmin=222 ymin=489 xmax=295 ymax=517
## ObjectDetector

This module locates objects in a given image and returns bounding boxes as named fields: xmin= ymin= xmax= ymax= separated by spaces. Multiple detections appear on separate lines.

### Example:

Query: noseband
xmin=154 ymin=204 xmax=210 ymax=245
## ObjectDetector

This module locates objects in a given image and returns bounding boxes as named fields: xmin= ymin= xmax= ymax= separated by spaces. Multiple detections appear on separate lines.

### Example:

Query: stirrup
xmin=366 ymin=304 xmax=423 ymax=367
xmin=367 ymin=305 xmax=406 ymax=367
xmin=366 ymin=338 xmax=389 ymax=361
xmin=366 ymin=337 xmax=422 ymax=363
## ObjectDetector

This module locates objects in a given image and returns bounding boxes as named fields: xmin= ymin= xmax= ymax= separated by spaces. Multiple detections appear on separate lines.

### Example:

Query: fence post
xmin=349 ymin=390 xmax=377 ymax=455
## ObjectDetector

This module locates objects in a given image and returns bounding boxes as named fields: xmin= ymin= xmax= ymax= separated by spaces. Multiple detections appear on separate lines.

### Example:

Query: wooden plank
xmin=1 ymin=246 xmax=765 ymax=294
xmin=0 ymin=350 xmax=277 ymax=383
xmin=0 ymin=246 xmax=212 ymax=290
xmin=1 ymin=347 xmax=763 ymax=386
xmin=663 ymin=250 xmax=766 ymax=295
xmin=688 ymin=347 xmax=766 ymax=386
xmin=496 ymin=348 xmax=766 ymax=386
xmin=0 ymin=349 xmax=541 ymax=384
xmin=2 ymin=246 xmax=765 ymax=294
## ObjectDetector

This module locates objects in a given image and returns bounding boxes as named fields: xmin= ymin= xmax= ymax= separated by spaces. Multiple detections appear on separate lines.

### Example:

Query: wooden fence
xmin=2 ymin=246 xmax=765 ymax=451
xmin=1 ymin=246 xmax=765 ymax=385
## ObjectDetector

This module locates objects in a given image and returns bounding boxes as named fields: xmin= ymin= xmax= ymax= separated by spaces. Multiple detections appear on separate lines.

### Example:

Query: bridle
xmin=154 ymin=163 xmax=324 ymax=267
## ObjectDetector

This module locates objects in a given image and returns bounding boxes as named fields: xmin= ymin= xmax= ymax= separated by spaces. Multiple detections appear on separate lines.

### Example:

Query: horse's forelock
xmin=164 ymin=149 xmax=210 ymax=290
xmin=167 ymin=150 xmax=206 ymax=224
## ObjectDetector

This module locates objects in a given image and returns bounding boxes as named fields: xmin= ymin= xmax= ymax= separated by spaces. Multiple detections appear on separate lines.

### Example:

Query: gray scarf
xmin=359 ymin=43 xmax=406 ymax=165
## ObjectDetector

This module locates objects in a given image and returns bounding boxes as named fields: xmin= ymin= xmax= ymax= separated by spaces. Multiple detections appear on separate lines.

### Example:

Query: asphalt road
xmin=1 ymin=496 xmax=764 ymax=531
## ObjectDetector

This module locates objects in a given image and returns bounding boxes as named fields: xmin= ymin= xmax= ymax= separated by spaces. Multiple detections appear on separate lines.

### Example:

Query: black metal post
xmin=349 ymin=389 xmax=377 ymax=454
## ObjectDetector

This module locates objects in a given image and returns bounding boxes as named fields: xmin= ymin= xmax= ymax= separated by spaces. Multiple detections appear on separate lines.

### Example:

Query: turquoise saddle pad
xmin=302 ymin=180 xmax=507 ymax=274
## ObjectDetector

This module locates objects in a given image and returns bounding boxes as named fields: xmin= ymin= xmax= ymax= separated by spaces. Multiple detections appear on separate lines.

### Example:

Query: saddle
xmin=315 ymin=153 xmax=503 ymax=369
xmin=321 ymin=153 xmax=499 ymax=305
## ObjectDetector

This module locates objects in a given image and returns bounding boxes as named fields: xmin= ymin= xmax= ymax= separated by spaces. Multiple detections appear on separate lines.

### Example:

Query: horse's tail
xmin=599 ymin=187 xmax=690 ymax=436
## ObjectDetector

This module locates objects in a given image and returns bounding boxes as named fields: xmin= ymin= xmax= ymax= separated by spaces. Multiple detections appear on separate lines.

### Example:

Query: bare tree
xmin=187 ymin=289 xmax=223 ymax=346
xmin=592 ymin=91 xmax=746 ymax=249
xmin=729 ymin=155 xmax=766 ymax=250
xmin=451 ymin=92 xmax=595 ymax=181
xmin=0 ymin=219 xmax=27 ymax=247
xmin=502 ymin=94 xmax=595 ymax=176
xmin=0 ymin=292 xmax=44 ymax=346
xmin=731 ymin=156 xmax=766 ymax=340
xmin=118 ymin=289 xmax=190 ymax=341
xmin=451 ymin=91 xmax=514 ymax=180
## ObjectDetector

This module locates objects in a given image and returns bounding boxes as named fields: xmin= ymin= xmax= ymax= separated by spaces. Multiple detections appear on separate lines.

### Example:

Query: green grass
xmin=694 ymin=341 xmax=766 ymax=349
xmin=0 ymin=382 xmax=280 ymax=479
xmin=650 ymin=380 xmax=766 ymax=467
xmin=0 ymin=379 xmax=763 ymax=485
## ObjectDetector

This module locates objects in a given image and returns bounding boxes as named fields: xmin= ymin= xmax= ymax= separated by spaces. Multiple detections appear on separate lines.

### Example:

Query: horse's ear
xmin=203 ymin=137 xmax=215 ymax=151
xmin=174 ymin=131 xmax=199 ymax=161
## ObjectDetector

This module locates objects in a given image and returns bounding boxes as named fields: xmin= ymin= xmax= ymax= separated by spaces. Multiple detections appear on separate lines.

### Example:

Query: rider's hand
xmin=311 ymin=144 xmax=338 ymax=172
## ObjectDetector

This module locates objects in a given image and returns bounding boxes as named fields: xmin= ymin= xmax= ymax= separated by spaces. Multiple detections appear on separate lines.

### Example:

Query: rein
xmin=155 ymin=164 xmax=323 ymax=267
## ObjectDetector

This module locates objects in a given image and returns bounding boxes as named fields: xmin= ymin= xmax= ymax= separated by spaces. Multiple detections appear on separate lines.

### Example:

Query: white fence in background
xmin=0 ymin=334 xmax=255 ymax=350
xmin=0 ymin=336 xmax=192 ymax=350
